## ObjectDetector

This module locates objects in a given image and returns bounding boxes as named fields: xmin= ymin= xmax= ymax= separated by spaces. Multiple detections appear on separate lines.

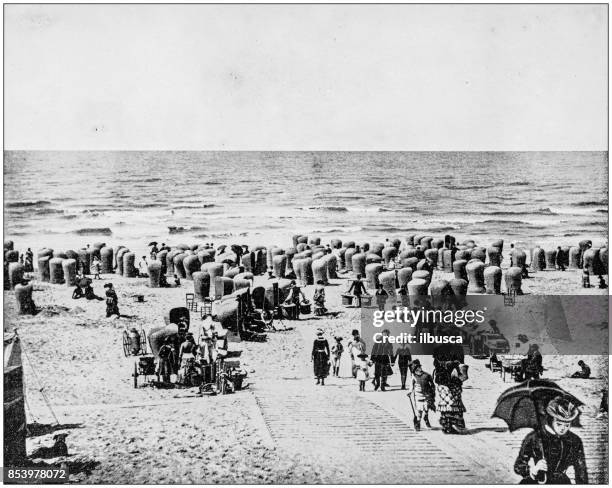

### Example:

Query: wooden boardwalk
xmin=253 ymin=359 xmax=608 ymax=484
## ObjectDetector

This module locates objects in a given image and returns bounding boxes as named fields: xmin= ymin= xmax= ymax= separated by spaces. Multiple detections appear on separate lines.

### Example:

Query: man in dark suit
xmin=371 ymin=329 xmax=394 ymax=391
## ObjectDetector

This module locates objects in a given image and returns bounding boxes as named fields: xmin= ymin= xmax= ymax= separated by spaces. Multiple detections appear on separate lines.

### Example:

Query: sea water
xmin=4 ymin=151 xmax=608 ymax=256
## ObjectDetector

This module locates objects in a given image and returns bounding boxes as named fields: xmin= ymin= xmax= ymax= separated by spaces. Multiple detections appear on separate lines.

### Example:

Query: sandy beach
xmin=4 ymin=241 xmax=608 ymax=484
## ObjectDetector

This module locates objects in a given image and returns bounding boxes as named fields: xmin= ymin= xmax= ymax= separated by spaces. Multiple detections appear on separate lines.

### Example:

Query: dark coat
xmin=371 ymin=341 xmax=394 ymax=377
xmin=312 ymin=338 xmax=330 ymax=378
xmin=514 ymin=428 xmax=588 ymax=484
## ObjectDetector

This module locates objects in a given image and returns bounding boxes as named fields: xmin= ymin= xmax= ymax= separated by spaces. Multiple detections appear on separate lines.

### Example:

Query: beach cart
xmin=122 ymin=327 xmax=156 ymax=388
xmin=498 ymin=354 xmax=527 ymax=382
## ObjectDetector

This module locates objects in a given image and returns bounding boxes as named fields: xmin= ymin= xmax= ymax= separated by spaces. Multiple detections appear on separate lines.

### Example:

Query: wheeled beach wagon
xmin=122 ymin=327 xmax=157 ymax=388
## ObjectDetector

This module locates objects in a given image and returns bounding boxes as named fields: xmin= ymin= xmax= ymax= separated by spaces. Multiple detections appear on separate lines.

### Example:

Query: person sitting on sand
xmin=598 ymin=275 xmax=607 ymax=289
xmin=347 ymin=274 xmax=368 ymax=307
xmin=521 ymin=263 xmax=530 ymax=279
xmin=104 ymin=283 xmax=120 ymax=318
xmin=72 ymin=285 xmax=84 ymax=299
xmin=174 ymin=274 xmax=181 ymax=287
xmin=571 ymin=360 xmax=591 ymax=379
xmin=84 ymin=283 xmax=104 ymax=301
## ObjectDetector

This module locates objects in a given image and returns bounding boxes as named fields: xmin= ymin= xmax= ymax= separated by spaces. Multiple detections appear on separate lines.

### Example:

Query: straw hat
xmin=316 ymin=328 xmax=324 ymax=336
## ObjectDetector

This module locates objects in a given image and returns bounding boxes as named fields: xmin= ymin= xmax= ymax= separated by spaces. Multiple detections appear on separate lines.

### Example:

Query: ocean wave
xmin=6 ymin=200 xmax=51 ymax=208
xmin=168 ymin=225 xmax=207 ymax=234
xmin=143 ymin=178 xmax=162 ymax=183
xmin=596 ymin=209 xmax=608 ymax=213
xmin=81 ymin=207 xmax=119 ymax=213
xmin=506 ymin=181 xmax=531 ymax=186
xmin=575 ymin=200 xmax=608 ymax=207
xmin=132 ymin=203 xmax=166 ymax=209
xmin=307 ymin=206 xmax=348 ymax=212
xmin=300 ymin=226 xmax=363 ymax=234
xmin=172 ymin=204 xmax=216 ymax=210
xmin=203 ymin=181 xmax=222 ymax=185
xmin=485 ymin=208 xmax=558 ymax=216
xmin=441 ymin=184 xmax=494 ymax=190
xmin=476 ymin=219 xmax=533 ymax=226
xmin=36 ymin=208 xmax=64 ymax=215
xmin=72 ymin=227 xmax=113 ymax=236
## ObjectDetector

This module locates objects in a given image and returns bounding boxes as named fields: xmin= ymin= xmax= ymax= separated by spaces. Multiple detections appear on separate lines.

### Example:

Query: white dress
xmin=356 ymin=359 xmax=370 ymax=381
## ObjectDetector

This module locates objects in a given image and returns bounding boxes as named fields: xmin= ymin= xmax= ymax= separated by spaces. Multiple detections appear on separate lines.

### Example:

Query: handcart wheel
xmin=122 ymin=330 xmax=131 ymax=357
xmin=139 ymin=329 xmax=147 ymax=354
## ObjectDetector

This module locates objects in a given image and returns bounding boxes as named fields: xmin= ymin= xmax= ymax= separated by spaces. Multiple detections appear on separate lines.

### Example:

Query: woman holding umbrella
xmin=513 ymin=396 xmax=587 ymax=484
xmin=493 ymin=379 xmax=587 ymax=484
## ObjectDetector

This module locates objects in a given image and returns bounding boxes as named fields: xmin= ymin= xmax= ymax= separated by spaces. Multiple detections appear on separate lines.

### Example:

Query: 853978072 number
xmin=4 ymin=467 xmax=69 ymax=484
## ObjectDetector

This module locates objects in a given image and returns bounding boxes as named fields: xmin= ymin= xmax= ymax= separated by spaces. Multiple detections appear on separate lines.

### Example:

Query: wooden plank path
xmin=253 ymin=378 xmax=483 ymax=484
xmin=252 ymin=364 xmax=608 ymax=484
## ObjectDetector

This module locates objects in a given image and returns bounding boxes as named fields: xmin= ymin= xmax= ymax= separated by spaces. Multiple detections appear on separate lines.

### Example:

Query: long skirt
xmin=437 ymin=382 xmax=466 ymax=432
xmin=313 ymin=351 xmax=329 ymax=378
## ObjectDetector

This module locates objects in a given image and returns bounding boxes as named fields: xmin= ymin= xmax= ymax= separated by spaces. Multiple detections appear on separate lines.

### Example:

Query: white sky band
xmin=4 ymin=4 xmax=607 ymax=151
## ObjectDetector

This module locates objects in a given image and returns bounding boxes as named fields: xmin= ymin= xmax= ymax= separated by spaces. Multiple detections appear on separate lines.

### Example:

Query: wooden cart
xmin=498 ymin=354 xmax=527 ymax=382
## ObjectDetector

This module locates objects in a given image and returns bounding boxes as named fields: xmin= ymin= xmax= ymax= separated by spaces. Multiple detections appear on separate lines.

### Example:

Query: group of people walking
xmin=310 ymin=328 xmax=468 ymax=435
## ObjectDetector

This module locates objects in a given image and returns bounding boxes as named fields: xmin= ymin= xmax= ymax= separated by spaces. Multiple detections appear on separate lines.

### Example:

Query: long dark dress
xmin=105 ymin=288 xmax=120 ymax=317
xmin=514 ymin=428 xmax=588 ymax=484
xmin=312 ymin=337 xmax=330 ymax=378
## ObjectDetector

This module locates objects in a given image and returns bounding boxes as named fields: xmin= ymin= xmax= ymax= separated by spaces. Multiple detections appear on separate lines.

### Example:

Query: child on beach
xmin=330 ymin=336 xmax=343 ymax=376
xmin=356 ymin=353 xmax=371 ymax=391
xmin=92 ymin=258 xmax=101 ymax=279
xmin=407 ymin=359 xmax=436 ymax=429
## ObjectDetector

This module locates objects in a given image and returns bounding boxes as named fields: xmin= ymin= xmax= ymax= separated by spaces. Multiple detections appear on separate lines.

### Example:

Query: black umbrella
xmin=492 ymin=379 xmax=583 ymax=432
xmin=148 ymin=241 xmax=158 ymax=247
